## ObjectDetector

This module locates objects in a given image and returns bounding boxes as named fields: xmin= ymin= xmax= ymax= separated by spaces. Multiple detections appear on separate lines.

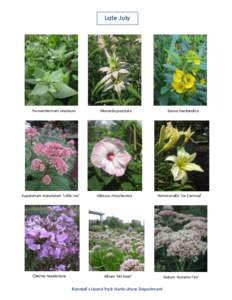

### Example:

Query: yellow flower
xmin=173 ymin=69 xmax=184 ymax=83
xmin=186 ymin=50 xmax=200 ymax=65
xmin=165 ymin=147 xmax=204 ymax=184
xmin=183 ymin=127 xmax=195 ymax=144
xmin=165 ymin=122 xmax=174 ymax=139
xmin=161 ymin=128 xmax=181 ymax=152
xmin=194 ymin=58 xmax=200 ymax=65
xmin=191 ymin=66 xmax=199 ymax=75
xmin=200 ymin=79 xmax=206 ymax=85
xmin=157 ymin=122 xmax=175 ymax=147
xmin=183 ymin=73 xmax=196 ymax=89
xmin=172 ymin=69 xmax=196 ymax=94
xmin=172 ymin=81 xmax=186 ymax=93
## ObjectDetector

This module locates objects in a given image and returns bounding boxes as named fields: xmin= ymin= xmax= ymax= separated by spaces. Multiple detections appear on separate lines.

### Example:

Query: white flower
xmin=165 ymin=147 xmax=204 ymax=184
xmin=91 ymin=138 xmax=132 ymax=177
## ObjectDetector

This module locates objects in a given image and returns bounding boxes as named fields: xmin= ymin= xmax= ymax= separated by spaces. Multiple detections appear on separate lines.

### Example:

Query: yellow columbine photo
xmin=165 ymin=147 xmax=204 ymax=184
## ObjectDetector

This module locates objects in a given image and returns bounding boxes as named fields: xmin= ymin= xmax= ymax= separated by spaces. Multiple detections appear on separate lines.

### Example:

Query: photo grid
xmin=23 ymin=34 xmax=208 ymax=273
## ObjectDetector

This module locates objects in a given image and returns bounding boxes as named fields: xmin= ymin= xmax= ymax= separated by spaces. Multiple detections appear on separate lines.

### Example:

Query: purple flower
xmin=25 ymin=206 xmax=79 ymax=271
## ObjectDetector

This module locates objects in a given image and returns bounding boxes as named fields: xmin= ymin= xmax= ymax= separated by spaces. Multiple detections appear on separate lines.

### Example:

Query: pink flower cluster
xmin=30 ymin=141 xmax=76 ymax=184
xmin=120 ymin=259 xmax=143 ymax=271
xmin=42 ymin=175 xmax=52 ymax=185
xmin=26 ymin=127 xmax=39 ymax=139
xmin=155 ymin=206 xmax=207 ymax=264
xmin=31 ymin=159 xmax=45 ymax=171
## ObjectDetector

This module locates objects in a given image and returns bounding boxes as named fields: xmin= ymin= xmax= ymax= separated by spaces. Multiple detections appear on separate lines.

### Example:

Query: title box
xmin=96 ymin=11 xmax=139 ymax=25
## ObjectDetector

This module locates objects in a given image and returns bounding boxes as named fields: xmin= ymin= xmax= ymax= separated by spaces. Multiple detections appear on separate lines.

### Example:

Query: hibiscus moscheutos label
xmin=91 ymin=138 xmax=132 ymax=177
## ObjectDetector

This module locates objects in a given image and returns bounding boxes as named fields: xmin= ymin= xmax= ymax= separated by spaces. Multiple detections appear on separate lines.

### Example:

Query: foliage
xmin=155 ymin=121 xmax=209 ymax=191
xmin=89 ymin=218 xmax=144 ymax=271
xmin=25 ymin=121 xmax=78 ymax=191
xmin=88 ymin=35 xmax=141 ymax=105
xmin=25 ymin=35 xmax=78 ymax=105
xmin=155 ymin=206 xmax=207 ymax=272
xmin=25 ymin=205 xmax=80 ymax=271
xmin=88 ymin=121 xmax=142 ymax=191
xmin=154 ymin=35 xmax=207 ymax=105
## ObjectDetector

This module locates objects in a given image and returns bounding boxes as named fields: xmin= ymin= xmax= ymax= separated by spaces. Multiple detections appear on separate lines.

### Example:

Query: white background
xmin=0 ymin=0 xmax=231 ymax=299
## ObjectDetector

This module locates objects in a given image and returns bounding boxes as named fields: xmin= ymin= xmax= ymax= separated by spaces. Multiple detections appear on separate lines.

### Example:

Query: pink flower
xmin=33 ymin=142 xmax=74 ymax=159
xmin=31 ymin=159 xmax=45 ymax=171
xmin=91 ymin=138 xmax=132 ymax=177
xmin=59 ymin=134 xmax=67 ymax=139
xmin=26 ymin=127 xmax=39 ymax=139
xmin=67 ymin=140 xmax=75 ymax=145
xmin=33 ymin=143 xmax=45 ymax=155
xmin=51 ymin=157 xmax=68 ymax=175
xmin=42 ymin=175 xmax=51 ymax=185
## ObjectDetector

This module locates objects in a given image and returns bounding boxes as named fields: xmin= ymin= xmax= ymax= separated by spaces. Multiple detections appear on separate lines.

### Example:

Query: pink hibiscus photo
xmin=88 ymin=120 xmax=142 ymax=191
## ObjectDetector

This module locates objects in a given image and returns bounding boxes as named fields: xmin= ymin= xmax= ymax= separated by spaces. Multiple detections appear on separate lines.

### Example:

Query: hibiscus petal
xmin=102 ymin=138 xmax=124 ymax=151
xmin=102 ymin=161 xmax=117 ymax=176
xmin=115 ymin=151 xmax=132 ymax=167
xmin=91 ymin=141 xmax=108 ymax=168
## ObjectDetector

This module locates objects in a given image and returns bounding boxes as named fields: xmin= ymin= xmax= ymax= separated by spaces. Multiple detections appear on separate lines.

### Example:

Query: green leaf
xmin=96 ymin=99 xmax=119 ymax=105
xmin=131 ymin=174 xmax=142 ymax=184
xmin=34 ymin=68 xmax=47 ymax=79
xmin=123 ymin=98 xmax=137 ymax=105
xmin=95 ymin=99 xmax=119 ymax=105
xmin=160 ymin=86 xmax=169 ymax=95
xmin=92 ymin=80 xmax=104 ymax=96
xmin=72 ymin=74 xmax=78 ymax=80
xmin=102 ymin=174 xmax=114 ymax=185
xmin=127 ymin=85 xmax=141 ymax=99
xmin=30 ymin=83 xmax=48 ymax=96
xmin=120 ymin=182 xmax=133 ymax=191
xmin=158 ymin=95 xmax=169 ymax=105
xmin=49 ymin=69 xmax=64 ymax=82
xmin=88 ymin=175 xmax=104 ymax=191
xmin=52 ymin=83 xmax=77 ymax=99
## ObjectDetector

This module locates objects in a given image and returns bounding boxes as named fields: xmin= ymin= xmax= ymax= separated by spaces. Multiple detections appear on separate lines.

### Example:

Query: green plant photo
xmin=88 ymin=35 xmax=141 ymax=106
xmin=89 ymin=209 xmax=144 ymax=271
xmin=25 ymin=35 xmax=78 ymax=106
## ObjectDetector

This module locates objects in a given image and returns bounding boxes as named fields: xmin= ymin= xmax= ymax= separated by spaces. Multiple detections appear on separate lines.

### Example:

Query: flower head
xmin=26 ymin=127 xmax=39 ymax=139
xmin=42 ymin=175 xmax=52 ymax=185
xmin=172 ymin=69 xmax=196 ymax=94
xmin=67 ymin=139 xmax=75 ymax=145
xmin=165 ymin=147 xmax=204 ymax=184
xmin=183 ymin=127 xmax=195 ymax=144
xmin=91 ymin=138 xmax=132 ymax=177
xmin=31 ymin=159 xmax=45 ymax=171
xmin=120 ymin=259 xmax=143 ymax=271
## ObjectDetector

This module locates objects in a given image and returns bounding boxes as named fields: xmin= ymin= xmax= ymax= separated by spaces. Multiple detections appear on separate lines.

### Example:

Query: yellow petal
xmin=183 ymin=163 xmax=204 ymax=172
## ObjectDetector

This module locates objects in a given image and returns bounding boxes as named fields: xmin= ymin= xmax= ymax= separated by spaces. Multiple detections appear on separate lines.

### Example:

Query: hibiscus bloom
xmin=91 ymin=138 xmax=132 ymax=177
